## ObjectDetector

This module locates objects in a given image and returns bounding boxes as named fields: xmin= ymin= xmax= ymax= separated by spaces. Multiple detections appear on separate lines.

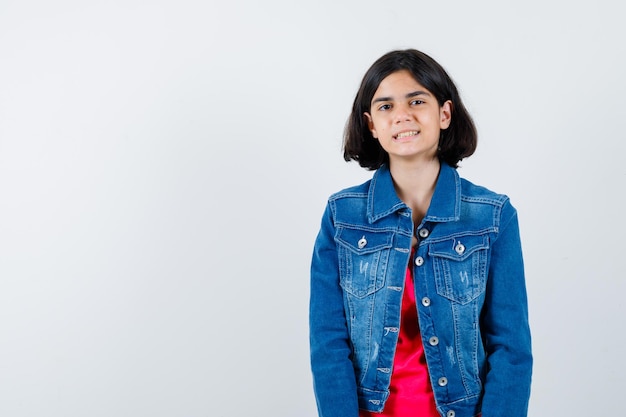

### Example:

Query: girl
xmin=309 ymin=49 xmax=532 ymax=417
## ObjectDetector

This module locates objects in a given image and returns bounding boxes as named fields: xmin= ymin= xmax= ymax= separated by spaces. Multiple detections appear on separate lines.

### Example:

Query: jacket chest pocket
xmin=429 ymin=235 xmax=489 ymax=304
xmin=335 ymin=227 xmax=394 ymax=299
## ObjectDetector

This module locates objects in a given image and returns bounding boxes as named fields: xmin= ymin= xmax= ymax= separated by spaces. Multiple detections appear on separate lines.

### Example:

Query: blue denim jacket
xmin=310 ymin=163 xmax=532 ymax=417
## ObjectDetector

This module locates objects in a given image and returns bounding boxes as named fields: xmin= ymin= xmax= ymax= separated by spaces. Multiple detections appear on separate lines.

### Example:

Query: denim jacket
xmin=310 ymin=163 xmax=532 ymax=417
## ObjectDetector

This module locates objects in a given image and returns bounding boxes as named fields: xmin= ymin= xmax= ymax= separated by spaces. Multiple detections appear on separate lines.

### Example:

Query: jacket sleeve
xmin=480 ymin=200 xmax=533 ymax=417
xmin=309 ymin=202 xmax=360 ymax=417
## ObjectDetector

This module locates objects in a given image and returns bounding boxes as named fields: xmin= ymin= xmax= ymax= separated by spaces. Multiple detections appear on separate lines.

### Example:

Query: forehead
xmin=372 ymin=70 xmax=431 ymax=100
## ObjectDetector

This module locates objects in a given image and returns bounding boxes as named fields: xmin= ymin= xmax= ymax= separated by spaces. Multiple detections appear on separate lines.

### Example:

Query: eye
xmin=378 ymin=103 xmax=391 ymax=111
xmin=410 ymin=99 xmax=424 ymax=105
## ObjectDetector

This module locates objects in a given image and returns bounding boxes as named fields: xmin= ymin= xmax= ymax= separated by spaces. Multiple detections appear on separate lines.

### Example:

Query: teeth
xmin=396 ymin=131 xmax=418 ymax=139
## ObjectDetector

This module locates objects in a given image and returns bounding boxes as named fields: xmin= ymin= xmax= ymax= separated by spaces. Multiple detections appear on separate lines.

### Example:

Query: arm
xmin=309 ymin=203 xmax=359 ymax=417
xmin=480 ymin=201 xmax=533 ymax=417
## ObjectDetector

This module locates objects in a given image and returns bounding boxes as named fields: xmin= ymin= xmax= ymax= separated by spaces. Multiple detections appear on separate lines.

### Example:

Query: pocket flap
xmin=336 ymin=227 xmax=394 ymax=255
xmin=428 ymin=235 xmax=489 ymax=261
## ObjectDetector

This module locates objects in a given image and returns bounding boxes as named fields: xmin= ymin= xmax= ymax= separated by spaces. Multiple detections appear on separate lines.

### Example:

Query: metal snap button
xmin=454 ymin=242 xmax=465 ymax=255
xmin=358 ymin=236 xmax=367 ymax=249
xmin=418 ymin=228 xmax=429 ymax=238
xmin=429 ymin=336 xmax=439 ymax=346
xmin=422 ymin=297 xmax=431 ymax=307
xmin=446 ymin=411 xmax=455 ymax=417
xmin=414 ymin=256 xmax=424 ymax=266
xmin=438 ymin=377 xmax=448 ymax=386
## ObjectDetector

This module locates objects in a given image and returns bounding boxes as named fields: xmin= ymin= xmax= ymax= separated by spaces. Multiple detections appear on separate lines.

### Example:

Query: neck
xmin=389 ymin=158 xmax=441 ymax=225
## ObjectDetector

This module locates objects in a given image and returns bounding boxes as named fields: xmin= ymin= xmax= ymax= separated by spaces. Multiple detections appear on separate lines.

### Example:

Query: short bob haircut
xmin=343 ymin=49 xmax=477 ymax=170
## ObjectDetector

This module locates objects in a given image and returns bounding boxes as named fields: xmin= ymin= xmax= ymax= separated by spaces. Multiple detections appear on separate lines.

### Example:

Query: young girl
xmin=309 ymin=49 xmax=532 ymax=417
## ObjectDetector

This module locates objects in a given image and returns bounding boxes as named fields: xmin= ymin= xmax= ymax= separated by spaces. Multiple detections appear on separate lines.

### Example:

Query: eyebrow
xmin=372 ymin=90 xmax=430 ymax=104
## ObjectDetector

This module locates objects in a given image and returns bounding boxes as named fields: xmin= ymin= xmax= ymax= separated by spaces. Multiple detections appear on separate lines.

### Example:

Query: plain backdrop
xmin=1 ymin=0 xmax=625 ymax=416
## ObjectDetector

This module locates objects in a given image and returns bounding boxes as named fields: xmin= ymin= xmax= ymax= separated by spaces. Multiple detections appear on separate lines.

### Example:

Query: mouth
xmin=393 ymin=130 xmax=419 ymax=140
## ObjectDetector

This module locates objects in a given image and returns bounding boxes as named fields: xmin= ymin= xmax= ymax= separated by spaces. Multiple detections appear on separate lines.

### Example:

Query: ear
xmin=364 ymin=112 xmax=378 ymax=138
xmin=439 ymin=100 xmax=452 ymax=129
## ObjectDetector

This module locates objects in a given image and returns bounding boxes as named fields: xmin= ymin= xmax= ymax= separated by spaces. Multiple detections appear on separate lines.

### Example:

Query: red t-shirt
xmin=359 ymin=260 xmax=439 ymax=417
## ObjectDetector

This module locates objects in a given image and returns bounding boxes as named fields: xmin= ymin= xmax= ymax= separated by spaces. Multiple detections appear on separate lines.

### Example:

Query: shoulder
xmin=458 ymin=175 xmax=518 ymax=228
xmin=459 ymin=176 xmax=511 ymax=207
xmin=328 ymin=179 xmax=372 ymax=202
xmin=327 ymin=164 xmax=391 ymax=202
xmin=321 ymin=176 xmax=376 ymax=226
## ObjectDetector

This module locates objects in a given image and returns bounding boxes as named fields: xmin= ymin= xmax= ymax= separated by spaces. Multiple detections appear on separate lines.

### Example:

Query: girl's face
xmin=364 ymin=70 xmax=452 ymax=166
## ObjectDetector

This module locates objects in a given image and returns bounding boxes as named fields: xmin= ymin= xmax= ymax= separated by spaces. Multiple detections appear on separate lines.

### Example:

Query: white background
xmin=1 ymin=1 xmax=624 ymax=416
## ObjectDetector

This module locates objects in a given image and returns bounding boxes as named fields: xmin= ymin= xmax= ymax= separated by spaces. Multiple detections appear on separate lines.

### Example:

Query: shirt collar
xmin=367 ymin=163 xmax=461 ymax=224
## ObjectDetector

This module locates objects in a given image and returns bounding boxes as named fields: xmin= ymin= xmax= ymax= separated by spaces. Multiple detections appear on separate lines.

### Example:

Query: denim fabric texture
xmin=310 ymin=163 xmax=532 ymax=417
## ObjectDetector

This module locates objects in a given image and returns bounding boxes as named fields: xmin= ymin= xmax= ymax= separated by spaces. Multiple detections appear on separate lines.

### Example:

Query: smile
xmin=394 ymin=130 xmax=419 ymax=139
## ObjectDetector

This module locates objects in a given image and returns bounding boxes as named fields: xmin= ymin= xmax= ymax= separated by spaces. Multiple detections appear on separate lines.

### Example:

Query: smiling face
xmin=364 ymin=70 xmax=452 ymax=166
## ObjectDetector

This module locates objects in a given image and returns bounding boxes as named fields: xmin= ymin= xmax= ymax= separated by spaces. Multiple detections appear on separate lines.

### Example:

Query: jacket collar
xmin=367 ymin=163 xmax=461 ymax=224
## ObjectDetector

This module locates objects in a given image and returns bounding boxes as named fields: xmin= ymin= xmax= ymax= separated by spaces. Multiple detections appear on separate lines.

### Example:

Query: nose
xmin=393 ymin=104 xmax=411 ymax=123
